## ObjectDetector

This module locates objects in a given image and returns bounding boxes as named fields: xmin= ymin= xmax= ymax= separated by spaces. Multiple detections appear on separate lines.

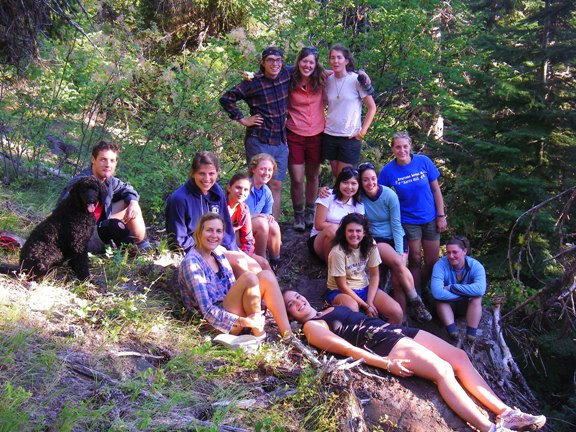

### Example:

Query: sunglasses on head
xmin=358 ymin=161 xmax=376 ymax=172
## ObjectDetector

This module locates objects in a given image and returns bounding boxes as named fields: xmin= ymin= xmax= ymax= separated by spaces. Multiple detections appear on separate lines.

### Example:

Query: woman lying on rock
xmin=283 ymin=290 xmax=545 ymax=432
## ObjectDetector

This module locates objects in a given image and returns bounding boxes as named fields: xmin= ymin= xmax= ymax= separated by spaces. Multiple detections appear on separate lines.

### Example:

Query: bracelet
xmin=437 ymin=214 xmax=446 ymax=218
xmin=385 ymin=360 xmax=391 ymax=371
xmin=359 ymin=132 xmax=366 ymax=139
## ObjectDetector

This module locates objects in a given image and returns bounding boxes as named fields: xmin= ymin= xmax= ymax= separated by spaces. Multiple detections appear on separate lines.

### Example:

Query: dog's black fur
xmin=16 ymin=176 xmax=106 ymax=280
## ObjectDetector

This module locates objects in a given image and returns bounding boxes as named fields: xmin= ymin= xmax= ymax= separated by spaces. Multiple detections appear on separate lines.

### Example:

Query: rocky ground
xmin=0 ymin=221 xmax=549 ymax=431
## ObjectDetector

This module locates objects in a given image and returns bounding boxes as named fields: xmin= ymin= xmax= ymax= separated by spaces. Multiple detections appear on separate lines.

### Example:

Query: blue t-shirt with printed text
xmin=378 ymin=154 xmax=440 ymax=224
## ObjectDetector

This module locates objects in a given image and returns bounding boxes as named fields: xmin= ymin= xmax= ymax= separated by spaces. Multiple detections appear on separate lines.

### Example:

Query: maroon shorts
xmin=287 ymin=129 xmax=323 ymax=165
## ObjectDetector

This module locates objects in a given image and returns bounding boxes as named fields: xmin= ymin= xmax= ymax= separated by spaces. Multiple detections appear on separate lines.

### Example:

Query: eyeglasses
xmin=358 ymin=161 xmax=376 ymax=172
xmin=264 ymin=57 xmax=283 ymax=64
xmin=302 ymin=46 xmax=319 ymax=55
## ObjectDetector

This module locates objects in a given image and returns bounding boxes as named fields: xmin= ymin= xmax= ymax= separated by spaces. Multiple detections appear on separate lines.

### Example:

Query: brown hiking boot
xmin=304 ymin=205 xmax=315 ymax=228
xmin=293 ymin=210 xmax=305 ymax=232
xmin=409 ymin=296 xmax=432 ymax=323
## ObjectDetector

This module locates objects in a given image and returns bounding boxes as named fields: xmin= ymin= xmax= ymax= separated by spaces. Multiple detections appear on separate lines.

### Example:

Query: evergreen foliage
xmin=0 ymin=0 xmax=574 ymax=424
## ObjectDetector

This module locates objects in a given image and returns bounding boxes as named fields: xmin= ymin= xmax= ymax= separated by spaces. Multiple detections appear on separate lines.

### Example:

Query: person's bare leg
xmin=267 ymin=220 xmax=282 ymax=258
xmin=389 ymin=336 xmax=498 ymax=432
xmin=251 ymin=253 xmax=272 ymax=271
xmin=373 ymin=290 xmax=403 ymax=324
xmin=378 ymin=243 xmax=417 ymax=300
xmin=407 ymin=239 xmax=423 ymax=291
xmin=313 ymin=225 xmax=338 ymax=262
xmin=436 ymin=301 xmax=455 ymax=327
xmin=257 ymin=270 xmax=292 ymax=337
xmin=329 ymin=160 xmax=339 ymax=179
xmin=110 ymin=201 xmax=146 ymax=243
xmin=304 ymin=163 xmax=321 ymax=206
xmin=467 ymin=297 xmax=483 ymax=329
xmin=223 ymin=250 xmax=262 ymax=279
xmin=421 ymin=238 xmax=440 ymax=289
xmin=289 ymin=164 xmax=305 ymax=210
xmin=268 ymin=179 xmax=283 ymax=220
xmin=391 ymin=272 xmax=408 ymax=318
xmin=333 ymin=293 xmax=360 ymax=311
xmin=251 ymin=217 xmax=269 ymax=258
xmin=413 ymin=331 xmax=509 ymax=416
xmin=222 ymin=272 xmax=263 ymax=335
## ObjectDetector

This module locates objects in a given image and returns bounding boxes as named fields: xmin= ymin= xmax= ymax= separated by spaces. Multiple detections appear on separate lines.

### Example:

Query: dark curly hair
xmin=332 ymin=213 xmax=375 ymax=259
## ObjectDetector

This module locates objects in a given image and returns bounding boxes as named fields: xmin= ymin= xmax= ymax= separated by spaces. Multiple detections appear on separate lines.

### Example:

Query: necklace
xmin=334 ymin=74 xmax=347 ymax=99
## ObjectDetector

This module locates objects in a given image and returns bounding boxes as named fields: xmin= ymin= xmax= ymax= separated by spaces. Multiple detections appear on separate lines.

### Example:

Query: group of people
xmin=64 ymin=42 xmax=546 ymax=432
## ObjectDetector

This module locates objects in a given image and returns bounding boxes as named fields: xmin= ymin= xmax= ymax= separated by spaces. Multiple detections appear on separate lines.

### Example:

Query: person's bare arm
xmin=365 ymin=265 xmax=380 ymax=317
xmin=353 ymin=95 xmax=377 ymax=140
xmin=314 ymin=204 xmax=335 ymax=231
xmin=334 ymin=275 xmax=372 ymax=314
xmin=430 ymin=180 xmax=448 ymax=232
xmin=303 ymin=320 xmax=412 ymax=375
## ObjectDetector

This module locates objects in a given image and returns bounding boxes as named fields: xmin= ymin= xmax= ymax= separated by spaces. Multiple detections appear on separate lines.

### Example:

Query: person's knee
xmin=388 ymin=255 xmax=405 ymax=272
xmin=240 ymin=271 xmax=259 ymax=287
xmin=469 ymin=296 xmax=482 ymax=306
xmin=335 ymin=295 xmax=358 ymax=311
xmin=433 ymin=358 xmax=455 ymax=382
xmin=449 ymin=348 xmax=472 ymax=375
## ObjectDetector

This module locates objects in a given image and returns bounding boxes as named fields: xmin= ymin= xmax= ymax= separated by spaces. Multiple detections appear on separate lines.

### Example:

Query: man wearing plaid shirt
xmin=220 ymin=46 xmax=292 ymax=220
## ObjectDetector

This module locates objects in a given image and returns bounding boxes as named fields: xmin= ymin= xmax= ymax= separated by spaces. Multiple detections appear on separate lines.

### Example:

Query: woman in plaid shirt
xmin=179 ymin=212 xmax=292 ymax=338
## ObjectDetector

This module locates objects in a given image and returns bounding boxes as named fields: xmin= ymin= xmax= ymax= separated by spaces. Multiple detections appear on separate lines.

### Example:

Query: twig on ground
xmin=115 ymin=351 xmax=164 ymax=359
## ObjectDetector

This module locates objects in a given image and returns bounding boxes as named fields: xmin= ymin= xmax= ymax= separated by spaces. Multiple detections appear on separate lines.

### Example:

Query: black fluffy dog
xmin=18 ymin=176 xmax=106 ymax=280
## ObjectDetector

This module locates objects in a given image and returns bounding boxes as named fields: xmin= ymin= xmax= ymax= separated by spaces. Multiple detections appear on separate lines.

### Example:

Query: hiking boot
xmin=498 ymin=408 xmax=546 ymax=431
xmin=409 ymin=297 xmax=432 ymax=322
xmin=305 ymin=205 xmax=315 ymax=228
xmin=466 ymin=333 xmax=477 ymax=343
xmin=293 ymin=210 xmax=305 ymax=232
xmin=448 ymin=329 xmax=459 ymax=341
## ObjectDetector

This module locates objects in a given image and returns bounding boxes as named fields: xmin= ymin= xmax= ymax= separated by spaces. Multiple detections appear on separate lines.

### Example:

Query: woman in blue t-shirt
xmin=246 ymin=153 xmax=282 ymax=272
xmin=378 ymin=131 xmax=448 ymax=292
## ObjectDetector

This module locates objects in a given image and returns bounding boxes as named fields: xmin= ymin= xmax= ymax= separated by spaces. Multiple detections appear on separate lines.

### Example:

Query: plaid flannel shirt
xmin=179 ymin=246 xmax=238 ymax=333
xmin=219 ymin=67 xmax=292 ymax=145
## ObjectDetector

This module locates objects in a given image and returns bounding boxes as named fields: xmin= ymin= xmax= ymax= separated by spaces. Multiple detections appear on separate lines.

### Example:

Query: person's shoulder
xmin=317 ymin=190 xmax=334 ymax=205
xmin=171 ymin=181 xmax=193 ymax=198
xmin=183 ymin=247 xmax=203 ymax=264
xmin=330 ymin=243 xmax=346 ymax=256
xmin=381 ymin=160 xmax=396 ymax=172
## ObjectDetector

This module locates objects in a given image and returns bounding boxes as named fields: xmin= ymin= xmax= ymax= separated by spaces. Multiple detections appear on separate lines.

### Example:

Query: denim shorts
xmin=244 ymin=135 xmax=288 ymax=181
xmin=402 ymin=220 xmax=440 ymax=241
xmin=325 ymin=286 xmax=369 ymax=304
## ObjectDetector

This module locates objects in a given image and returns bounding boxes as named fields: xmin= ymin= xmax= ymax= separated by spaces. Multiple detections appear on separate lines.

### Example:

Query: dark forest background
xmin=1 ymin=0 xmax=575 ymax=428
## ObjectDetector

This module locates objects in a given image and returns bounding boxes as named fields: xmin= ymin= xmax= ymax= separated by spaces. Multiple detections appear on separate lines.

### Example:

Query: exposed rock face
xmin=275 ymin=223 xmax=546 ymax=431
